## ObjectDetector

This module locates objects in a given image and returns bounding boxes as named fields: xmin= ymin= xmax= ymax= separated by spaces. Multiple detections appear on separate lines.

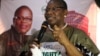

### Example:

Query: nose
xmin=47 ymin=10 xmax=52 ymax=15
xmin=46 ymin=8 xmax=54 ymax=15
xmin=22 ymin=19 xmax=27 ymax=22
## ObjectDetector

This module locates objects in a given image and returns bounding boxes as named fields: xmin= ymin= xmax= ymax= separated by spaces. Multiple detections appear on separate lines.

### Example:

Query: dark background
xmin=95 ymin=0 xmax=100 ymax=8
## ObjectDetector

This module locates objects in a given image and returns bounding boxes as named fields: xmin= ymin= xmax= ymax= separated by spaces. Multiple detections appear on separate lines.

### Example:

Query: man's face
xmin=14 ymin=8 xmax=32 ymax=34
xmin=45 ymin=1 xmax=66 ymax=26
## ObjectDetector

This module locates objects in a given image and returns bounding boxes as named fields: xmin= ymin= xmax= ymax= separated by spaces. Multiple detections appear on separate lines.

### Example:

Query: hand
xmin=29 ymin=38 xmax=42 ymax=56
xmin=30 ymin=44 xmax=43 ymax=56
xmin=29 ymin=38 xmax=40 ymax=48
xmin=53 ymin=25 xmax=68 ymax=45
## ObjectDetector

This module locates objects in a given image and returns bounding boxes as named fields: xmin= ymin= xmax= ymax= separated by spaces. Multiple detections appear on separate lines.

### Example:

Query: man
xmin=0 ymin=5 xmax=33 ymax=56
xmin=23 ymin=0 xmax=99 ymax=56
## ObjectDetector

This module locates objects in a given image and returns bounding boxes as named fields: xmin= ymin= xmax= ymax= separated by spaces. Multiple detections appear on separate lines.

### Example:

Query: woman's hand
xmin=29 ymin=39 xmax=42 ymax=56
xmin=53 ymin=25 xmax=68 ymax=45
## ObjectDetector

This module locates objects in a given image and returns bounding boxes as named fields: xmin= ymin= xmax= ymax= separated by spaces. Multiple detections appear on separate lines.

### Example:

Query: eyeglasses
xmin=14 ymin=16 xmax=32 ymax=22
xmin=45 ymin=7 xmax=65 ymax=12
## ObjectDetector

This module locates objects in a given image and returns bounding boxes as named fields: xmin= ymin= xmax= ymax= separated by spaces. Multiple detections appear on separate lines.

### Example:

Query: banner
xmin=0 ymin=0 xmax=97 ymax=42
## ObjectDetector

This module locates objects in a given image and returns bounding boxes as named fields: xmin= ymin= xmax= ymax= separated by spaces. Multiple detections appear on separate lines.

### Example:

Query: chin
xmin=20 ymin=31 xmax=27 ymax=35
xmin=21 ymin=32 xmax=26 ymax=35
xmin=48 ymin=21 xmax=55 ymax=25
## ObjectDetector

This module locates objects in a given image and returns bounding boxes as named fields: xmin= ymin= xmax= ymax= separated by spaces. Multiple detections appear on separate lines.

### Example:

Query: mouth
xmin=46 ymin=15 xmax=55 ymax=21
xmin=47 ymin=19 xmax=57 ymax=26
xmin=46 ymin=17 xmax=54 ymax=23
xmin=20 ymin=25 xmax=28 ymax=29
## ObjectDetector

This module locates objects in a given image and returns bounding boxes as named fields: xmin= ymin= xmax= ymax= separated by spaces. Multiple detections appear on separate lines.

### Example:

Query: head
xmin=45 ymin=0 xmax=68 ymax=27
xmin=13 ymin=6 xmax=33 ymax=35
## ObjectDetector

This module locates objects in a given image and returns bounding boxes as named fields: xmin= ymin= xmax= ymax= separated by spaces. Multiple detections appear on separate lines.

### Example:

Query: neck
xmin=52 ymin=23 xmax=66 ymax=29
xmin=48 ymin=23 xmax=67 ymax=31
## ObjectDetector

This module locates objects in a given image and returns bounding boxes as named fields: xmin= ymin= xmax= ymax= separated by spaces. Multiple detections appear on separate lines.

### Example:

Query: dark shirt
xmin=0 ymin=26 xmax=31 ymax=56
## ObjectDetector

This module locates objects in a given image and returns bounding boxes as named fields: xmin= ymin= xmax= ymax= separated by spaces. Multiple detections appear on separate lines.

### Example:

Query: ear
xmin=13 ymin=17 xmax=16 ymax=26
xmin=13 ymin=18 xmax=15 ymax=23
xmin=64 ymin=10 xmax=68 ymax=15
xmin=63 ymin=10 xmax=68 ymax=18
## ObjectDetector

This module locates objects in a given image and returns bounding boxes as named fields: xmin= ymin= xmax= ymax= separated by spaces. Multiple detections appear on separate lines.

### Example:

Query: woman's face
xmin=45 ymin=0 xmax=67 ymax=26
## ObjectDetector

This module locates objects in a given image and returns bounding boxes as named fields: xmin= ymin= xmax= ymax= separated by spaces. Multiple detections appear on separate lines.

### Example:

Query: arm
xmin=76 ymin=30 xmax=100 ymax=56
xmin=53 ymin=25 xmax=83 ymax=56
xmin=0 ymin=35 xmax=5 ymax=56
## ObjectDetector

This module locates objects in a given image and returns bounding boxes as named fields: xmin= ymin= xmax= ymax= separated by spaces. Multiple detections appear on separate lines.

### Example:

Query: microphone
xmin=37 ymin=21 xmax=48 ymax=44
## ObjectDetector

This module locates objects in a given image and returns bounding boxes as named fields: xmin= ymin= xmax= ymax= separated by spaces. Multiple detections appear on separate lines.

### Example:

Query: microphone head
xmin=41 ymin=21 xmax=48 ymax=28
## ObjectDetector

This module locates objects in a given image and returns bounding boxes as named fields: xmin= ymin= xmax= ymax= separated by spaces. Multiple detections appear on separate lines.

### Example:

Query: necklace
xmin=48 ymin=23 xmax=68 ymax=31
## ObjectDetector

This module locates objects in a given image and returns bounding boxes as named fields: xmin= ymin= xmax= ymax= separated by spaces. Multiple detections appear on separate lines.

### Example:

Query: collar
xmin=48 ymin=23 xmax=68 ymax=31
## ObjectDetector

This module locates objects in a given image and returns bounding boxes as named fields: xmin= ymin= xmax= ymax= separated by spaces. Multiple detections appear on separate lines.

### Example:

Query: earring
xmin=64 ymin=15 xmax=67 ymax=18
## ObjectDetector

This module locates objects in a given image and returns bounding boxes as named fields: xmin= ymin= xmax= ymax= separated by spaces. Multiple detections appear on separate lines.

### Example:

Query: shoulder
xmin=0 ymin=29 xmax=11 ymax=40
xmin=65 ymin=25 xmax=90 ymax=44
xmin=31 ymin=30 xmax=39 ymax=38
xmin=67 ymin=25 xmax=87 ymax=35
xmin=31 ymin=28 xmax=51 ymax=37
